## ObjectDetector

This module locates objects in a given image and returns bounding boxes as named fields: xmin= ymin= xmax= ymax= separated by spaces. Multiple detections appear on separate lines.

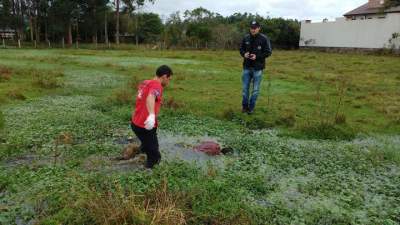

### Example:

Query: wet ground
xmin=3 ymin=132 xmax=235 ymax=172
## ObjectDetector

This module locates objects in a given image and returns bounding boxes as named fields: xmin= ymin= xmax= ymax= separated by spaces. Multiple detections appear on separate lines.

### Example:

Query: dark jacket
xmin=240 ymin=33 xmax=272 ymax=70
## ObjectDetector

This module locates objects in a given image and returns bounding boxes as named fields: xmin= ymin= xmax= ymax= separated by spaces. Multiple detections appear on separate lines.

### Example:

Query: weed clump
xmin=366 ymin=146 xmax=400 ymax=166
xmin=70 ymin=181 xmax=186 ymax=225
xmin=221 ymin=108 xmax=274 ymax=130
xmin=276 ymin=112 xmax=296 ymax=127
xmin=300 ymin=122 xmax=356 ymax=140
xmin=32 ymin=70 xmax=64 ymax=89
xmin=164 ymin=97 xmax=184 ymax=110
xmin=6 ymin=89 xmax=26 ymax=100
xmin=221 ymin=108 xmax=236 ymax=121
xmin=0 ymin=110 xmax=4 ymax=130
xmin=335 ymin=113 xmax=347 ymax=125
xmin=128 ymin=75 xmax=141 ymax=90
xmin=0 ymin=66 xmax=12 ymax=82
xmin=108 ymin=88 xmax=134 ymax=106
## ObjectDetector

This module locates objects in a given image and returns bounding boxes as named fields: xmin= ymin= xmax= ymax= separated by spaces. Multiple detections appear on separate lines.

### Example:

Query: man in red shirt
xmin=131 ymin=65 xmax=173 ymax=169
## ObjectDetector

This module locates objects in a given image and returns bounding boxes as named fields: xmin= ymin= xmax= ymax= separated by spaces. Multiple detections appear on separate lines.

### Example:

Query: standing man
xmin=240 ymin=21 xmax=272 ymax=114
xmin=131 ymin=65 xmax=173 ymax=169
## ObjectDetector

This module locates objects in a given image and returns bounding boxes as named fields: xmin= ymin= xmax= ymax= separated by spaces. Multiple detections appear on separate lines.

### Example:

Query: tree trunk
xmin=35 ymin=17 xmax=40 ymax=43
xmin=67 ymin=22 xmax=72 ymax=45
xmin=45 ymin=19 xmax=48 ymax=42
xmin=115 ymin=0 xmax=120 ymax=45
xmin=93 ymin=34 xmax=97 ymax=44
xmin=29 ymin=16 xmax=34 ymax=42
xmin=76 ymin=20 xmax=80 ymax=47
xmin=93 ymin=7 xmax=97 ymax=44
xmin=105 ymin=12 xmax=109 ymax=44
xmin=135 ymin=13 xmax=139 ymax=46
xmin=11 ymin=0 xmax=17 ymax=40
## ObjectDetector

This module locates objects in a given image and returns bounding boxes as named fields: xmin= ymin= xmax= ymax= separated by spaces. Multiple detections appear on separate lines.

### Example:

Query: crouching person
xmin=131 ymin=65 xmax=173 ymax=169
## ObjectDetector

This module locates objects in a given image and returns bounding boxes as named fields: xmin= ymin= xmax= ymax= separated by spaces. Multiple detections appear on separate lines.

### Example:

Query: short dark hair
xmin=156 ymin=65 xmax=173 ymax=77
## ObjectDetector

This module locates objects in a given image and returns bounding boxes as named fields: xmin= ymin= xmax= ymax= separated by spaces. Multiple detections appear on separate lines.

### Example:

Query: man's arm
xmin=146 ymin=94 xmax=156 ymax=115
xmin=265 ymin=37 xmax=272 ymax=58
xmin=257 ymin=36 xmax=272 ymax=59
xmin=144 ymin=94 xmax=156 ymax=130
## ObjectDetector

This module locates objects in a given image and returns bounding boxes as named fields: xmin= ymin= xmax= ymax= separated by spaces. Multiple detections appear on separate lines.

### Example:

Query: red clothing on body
xmin=132 ymin=80 xmax=163 ymax=128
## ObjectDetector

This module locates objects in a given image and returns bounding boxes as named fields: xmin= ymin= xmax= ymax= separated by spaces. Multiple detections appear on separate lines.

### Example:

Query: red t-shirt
xmin=132 ymin=80 xmax=163 ymax=128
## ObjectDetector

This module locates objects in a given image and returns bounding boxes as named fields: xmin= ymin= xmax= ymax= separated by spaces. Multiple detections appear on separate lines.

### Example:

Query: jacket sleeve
xmin=257 ymin=36 xmax=272 ymax=59
xmin=239 ymin=37 xmax=247 ymax=57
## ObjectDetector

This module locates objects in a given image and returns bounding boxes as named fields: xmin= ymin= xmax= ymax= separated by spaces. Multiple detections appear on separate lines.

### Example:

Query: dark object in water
xmin=194 ymin=141 xmax=233 ymax=156
xmin=115 ymin=143 xmax=141 ymax=160
xmin=221 ymin=147 xmax=234 ymax=155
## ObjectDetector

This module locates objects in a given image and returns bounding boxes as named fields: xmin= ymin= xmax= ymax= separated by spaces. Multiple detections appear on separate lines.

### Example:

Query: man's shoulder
xmin=149 ymin=80 xmax=163 ymax=89
xmin=259 ymin=33 xmax=269 ymax=41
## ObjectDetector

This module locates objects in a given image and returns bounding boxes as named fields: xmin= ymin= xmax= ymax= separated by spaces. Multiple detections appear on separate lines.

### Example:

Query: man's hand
xmin=250 ymin=54 xmax=256 ymax=60
xmin=244 ymin=52 xmax=250 ymax=58
xmin=144 ymin=114 xmax=155 ymax=130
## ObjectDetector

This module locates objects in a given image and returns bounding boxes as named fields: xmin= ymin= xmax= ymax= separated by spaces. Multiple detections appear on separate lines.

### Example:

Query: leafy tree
xmin=385 ymin=0 xmax=400 ymax=7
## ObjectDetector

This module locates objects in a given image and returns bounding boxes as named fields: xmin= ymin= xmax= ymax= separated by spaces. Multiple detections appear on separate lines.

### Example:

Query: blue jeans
xmin=242 ymin=68 xmax=263 ymax=111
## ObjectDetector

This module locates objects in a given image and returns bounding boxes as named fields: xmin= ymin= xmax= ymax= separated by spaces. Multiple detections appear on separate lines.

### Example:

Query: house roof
xmin=344 ymin=2 xmax=400 ymax=16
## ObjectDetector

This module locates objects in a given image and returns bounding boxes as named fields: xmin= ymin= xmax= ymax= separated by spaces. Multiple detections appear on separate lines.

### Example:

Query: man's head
xmin=156 ymin=65 xmax=173 ymax=87
xmin=249 ymin=21 xmax=261 ymax=36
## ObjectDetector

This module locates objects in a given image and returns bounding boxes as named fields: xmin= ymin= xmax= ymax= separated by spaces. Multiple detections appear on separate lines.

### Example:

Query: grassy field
xmin=0 ymin=49 xmax=399 ymax=225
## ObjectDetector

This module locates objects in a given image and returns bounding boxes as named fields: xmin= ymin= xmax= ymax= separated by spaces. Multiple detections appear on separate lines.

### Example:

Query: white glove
xmin=144 ymin=114 xmax=156 ymax=130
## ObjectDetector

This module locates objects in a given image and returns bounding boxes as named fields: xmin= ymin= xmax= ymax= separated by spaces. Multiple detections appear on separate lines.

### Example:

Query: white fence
xmin=299 ymin=13 xmax=400 ymax=49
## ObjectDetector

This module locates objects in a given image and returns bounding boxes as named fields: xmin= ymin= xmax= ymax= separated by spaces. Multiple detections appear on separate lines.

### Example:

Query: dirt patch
xmin=0 ymin=66 xmax=12 ymax=82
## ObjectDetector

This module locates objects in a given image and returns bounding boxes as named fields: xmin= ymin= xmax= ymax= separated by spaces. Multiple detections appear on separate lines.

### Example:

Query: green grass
xmin=2 ymin=48 xmax=399 ymax=135
xmin=0 ymin=49 xmax=399 ymax=225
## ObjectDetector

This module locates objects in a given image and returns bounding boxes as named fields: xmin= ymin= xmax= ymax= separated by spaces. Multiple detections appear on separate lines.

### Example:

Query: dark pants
xmin=131 ymin=124 xmax=161 ymax=169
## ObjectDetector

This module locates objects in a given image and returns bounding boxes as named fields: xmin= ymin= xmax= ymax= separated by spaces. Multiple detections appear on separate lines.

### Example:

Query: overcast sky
xmin=143 ymin=0 xmax=367 ymax=21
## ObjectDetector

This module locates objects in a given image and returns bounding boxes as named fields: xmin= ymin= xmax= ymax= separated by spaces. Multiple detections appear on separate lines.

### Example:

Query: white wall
xmin=299 ymin=13 xmax=400 ymax=49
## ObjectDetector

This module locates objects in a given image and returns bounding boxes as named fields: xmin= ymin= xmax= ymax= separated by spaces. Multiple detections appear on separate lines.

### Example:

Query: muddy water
xmin=158 ymin=132 xmax=229 ymax=169
xmin=110 ymin=132 xmax=232 ymax=171
xmin=3 ymin=131 xmax=233 ymax=172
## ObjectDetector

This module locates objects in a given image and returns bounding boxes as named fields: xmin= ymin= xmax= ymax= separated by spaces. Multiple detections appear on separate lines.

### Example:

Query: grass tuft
xmin=32 ymin=70 xmax=64 ymax=89
xmin=300 ymin=122 xmax=356 ymax=140
xmin=6 ymin=89 xmax=26 ymax=100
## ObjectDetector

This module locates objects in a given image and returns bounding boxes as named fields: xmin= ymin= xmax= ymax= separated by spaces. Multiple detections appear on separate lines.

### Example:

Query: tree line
xmin=0 ymin=0 xmax=301 ymax=49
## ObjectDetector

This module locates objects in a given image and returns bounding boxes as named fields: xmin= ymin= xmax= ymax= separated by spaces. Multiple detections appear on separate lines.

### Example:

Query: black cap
xmin=250 ymin=21 xmax=260 ymax=29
